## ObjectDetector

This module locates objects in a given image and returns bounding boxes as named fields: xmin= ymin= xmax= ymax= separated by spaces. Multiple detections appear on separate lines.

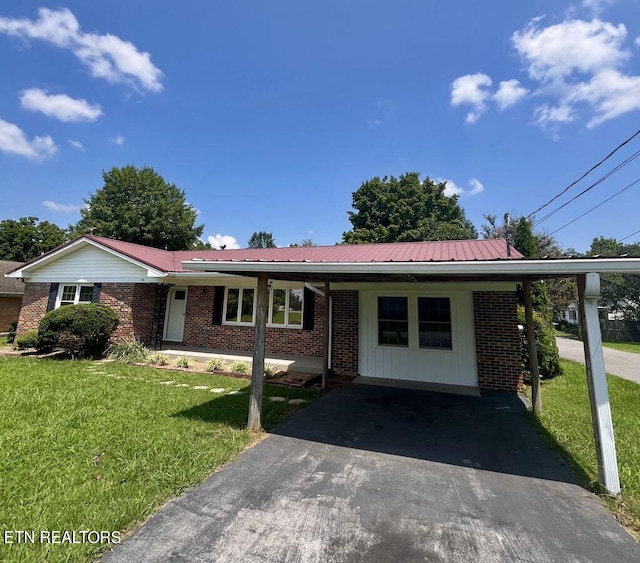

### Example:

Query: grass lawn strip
xmin=533 ymin=359 xmax=640 ymax=540
xmin=0 ymin=357 xmax=316 ymax=563
xmin=602 ymin=341 xmax=640 ymax=354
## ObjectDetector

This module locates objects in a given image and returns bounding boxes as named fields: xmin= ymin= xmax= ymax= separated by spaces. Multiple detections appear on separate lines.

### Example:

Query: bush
xmin=205 ymin=358 xmax=226 ymax=372
xmin=518 ymin=306 xmax=562 ymax=381
xmin=175 ymin=357 xmax=191 ymax=369
xmin=229 ymin=360 xmax=250 ymax=375
xmin=264 ymin=364 xmax=277 ymax=378
xmin=6 ymin=322 xmax=17 ymax=344
xmin=38 ymin=303 xmax=119 ymax=359
xmin=14 ymin=329 xmax=39 ymax=350
xmin=147 ymin=353 xmax=168 ymax=366
xmin=108 ymin=338 xmax=150 ymax=364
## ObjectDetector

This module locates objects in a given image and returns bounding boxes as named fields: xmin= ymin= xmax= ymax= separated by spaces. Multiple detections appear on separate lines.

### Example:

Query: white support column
xmin=577 ymin=273 xmax=620 ymax=495
xmin=523 ymin=281 xmax=541 ymax=414
xmin=248 ymin=273 xmax=269 ymax=432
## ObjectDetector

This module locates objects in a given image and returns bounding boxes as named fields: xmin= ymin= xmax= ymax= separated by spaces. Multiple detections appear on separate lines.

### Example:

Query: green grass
xmin=602 ymin=341 xmax=640 ymax=354
xmin=0 ymin=357 xmax=316 ymax=562
xmin=532 ymin=359 xmax=640 ymax=539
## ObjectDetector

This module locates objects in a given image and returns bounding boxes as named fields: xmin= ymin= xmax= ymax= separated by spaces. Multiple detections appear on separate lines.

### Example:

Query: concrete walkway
xmin=103 ymin=385 xmax=638 ymax=562
xmin=556 ymin=337 xmax=640 ymax=385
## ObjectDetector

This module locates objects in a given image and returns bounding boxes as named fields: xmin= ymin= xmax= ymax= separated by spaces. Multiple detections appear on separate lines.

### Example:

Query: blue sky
xmin=1 ymin=0 xmax=639 ymax=252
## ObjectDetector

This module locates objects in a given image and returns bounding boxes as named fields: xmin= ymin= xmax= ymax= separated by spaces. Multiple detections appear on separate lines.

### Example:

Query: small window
xmin=224 ymin=288 xmax=255 ymax=324
xmin=418 ymin=297 xmax=452 ymax=349
xmin=58 ymin=284 xmax=93 ymax=308
xmin=378 ymin=296 xmax=409 ymax=347
xmin=174 ymin=290 xmax=186 ymax=300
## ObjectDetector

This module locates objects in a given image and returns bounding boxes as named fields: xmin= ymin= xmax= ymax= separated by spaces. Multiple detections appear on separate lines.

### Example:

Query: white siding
xmin=359 ymin=288 xmax=478 ymax=387
xmin=25 ymin=244 xmax=153 ymax=283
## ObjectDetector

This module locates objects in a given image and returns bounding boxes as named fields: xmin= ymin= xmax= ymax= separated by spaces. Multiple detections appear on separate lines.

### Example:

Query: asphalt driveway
xmin=103 ymin=384 xmax=639 ymax=562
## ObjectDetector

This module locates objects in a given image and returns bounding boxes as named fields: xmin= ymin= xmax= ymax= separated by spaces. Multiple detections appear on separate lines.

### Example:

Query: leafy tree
xmin=74 ymin=165 xmax=204 ymax=250
xmin=588 ymin=236 xmax=640 ymax=320
xmin=248 ymin=231 xmax=276 ymax=248
xmin=289 ymin=238 xmax=315 ymax=247
xmin=343 ymin=172 xmax=477 ymax=244
xmin=0 ymin=217 xmax=67 ymax=261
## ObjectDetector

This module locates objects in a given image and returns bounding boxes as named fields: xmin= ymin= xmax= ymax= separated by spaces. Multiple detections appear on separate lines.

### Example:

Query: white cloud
xmin=468 ymin=178 xmax=485 ymax=195
xmin=20 ymin=88 xmax=102 ymax=122
xmin=367 ymin=118 xmax=381 ymax=129
xmin=450 ymin=73 xmax=493 ymax=123
xmin=493 ymin=79 xmax=528 ymax=110
xmin=111 ymin=135 xmax=126 ymax=146
xmin=582 ymin=0 xmax=614 ymax=16
xmin=67 ymin=139 xmax=85 ymax=151
xmin=42 ymin=200 xmax=81 ymax=213
xmin=0 ymin=8 xmax=163 ymax=92
xmin=440 ymin=177 xmax=484 ymax=197
xmin=0 ymin=118 xmax=57 ymax=160
xmin=635 ymin=36 xmax=640 ymax=47
xmin=208 ymin=234 xmax=240 ymax=250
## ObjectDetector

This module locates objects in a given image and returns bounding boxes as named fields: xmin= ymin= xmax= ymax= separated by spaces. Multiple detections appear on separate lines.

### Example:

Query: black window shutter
xmin=302 ymin=287 xmax=315 ymax=331
xmin=46 ymin=283 xmax=59 ymax=312
xmin=91 ymin=283 xmax=102 ymax=303
xmin=212 ymin=286 xmax=225 ymax=325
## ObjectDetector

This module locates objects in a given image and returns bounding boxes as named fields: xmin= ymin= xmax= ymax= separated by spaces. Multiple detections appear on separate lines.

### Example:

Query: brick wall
xmin=473 ymin=291 xmax=523 ymax=393
xmin=0 ymin=296 xmax=24 ymax=333
xmin=100 ymin=284 xmax=157 ymax=344
xmin=16 ymin=282 xmax=49 ymax=334
xmin=331 ymin=290 xmax=359 ymax=377
xmin=181 ymin=286 xmax=325 ymax=357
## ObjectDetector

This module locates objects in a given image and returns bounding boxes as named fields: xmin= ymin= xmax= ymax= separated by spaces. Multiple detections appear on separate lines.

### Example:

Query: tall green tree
xmin=0 ymin=217 xmax=67 ymax=262
xmin=343 ymin=173 xmax=477 ymax=244
xmin=74 ymin=165 xmax=204 ymax=250
xmin=248 ymin=231 xmax=276 ymax=249
xmin=588 ymin=236 xmax=640 ymax=320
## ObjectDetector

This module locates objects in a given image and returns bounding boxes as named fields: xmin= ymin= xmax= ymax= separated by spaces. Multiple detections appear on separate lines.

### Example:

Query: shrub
xmin=6 ymin=322 xmax=17 ymax=344
xmin=108 ymin=338 xmax=150 ymax=364
xmin=264 ymin=364 xmax=277 ymax=378
xmin=518 ymin=306 xmax=562 ymax=381
xmin=205 ymin=358 xmax=226 ymax=372
xmin=229 ymin=360 xmax=250 ymax=375
xmin=38 ymin=303 xmax=119 ymax=359
xmin=175 ymin=357 xmax=192 ymax=369
xmin=147 ymin=353 xmax=168 ymax=366
xmin=14 ymin=330 xmax=39 ymax=350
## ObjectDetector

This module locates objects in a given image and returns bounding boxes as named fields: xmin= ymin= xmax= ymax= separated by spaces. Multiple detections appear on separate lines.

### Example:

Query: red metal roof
xmin=82 ymin=236 xmax=522 ymax=273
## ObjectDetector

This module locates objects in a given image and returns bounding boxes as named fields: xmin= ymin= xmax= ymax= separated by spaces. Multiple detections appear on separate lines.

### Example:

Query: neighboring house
xmin=0 ymin=260 xmax=25 ymax=333
xmin=7 ymin=235 xmax=525 ymax=394
xmin=558 ymin=301 xmax=627 ymax=325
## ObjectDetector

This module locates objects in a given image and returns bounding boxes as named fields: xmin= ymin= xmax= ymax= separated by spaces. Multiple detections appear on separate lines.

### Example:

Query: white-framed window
xmin=223 ymin=287 xmax=256 ymax=325
xmin=222 ymin=285 xmax=305 ymax=328
xmin=377 ymin=295 xmax=453 ymax=350
xmin=57 ymin=284 xmax=94 ymax=308
xmin=268 ymin=287 xmax=303 ymax=328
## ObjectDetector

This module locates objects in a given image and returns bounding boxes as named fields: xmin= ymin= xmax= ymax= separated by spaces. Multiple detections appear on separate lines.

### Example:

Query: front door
xmin=164 ymin=288 xmax=187 ymax=342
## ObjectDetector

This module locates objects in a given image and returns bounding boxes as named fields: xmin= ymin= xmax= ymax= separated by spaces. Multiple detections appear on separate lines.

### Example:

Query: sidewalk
xmin=556 ymin=337 xmax=640 ymax=385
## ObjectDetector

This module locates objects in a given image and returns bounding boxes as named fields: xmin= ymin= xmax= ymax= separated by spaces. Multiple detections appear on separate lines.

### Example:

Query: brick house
xmin=9 ymin=235 xmax=525 ymax=394
xmin=0 ymin=260 xmax=25 ymax=333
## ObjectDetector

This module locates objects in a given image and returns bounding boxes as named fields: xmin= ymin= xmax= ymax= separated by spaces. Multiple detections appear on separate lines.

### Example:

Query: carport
xmin=183 ymin=250 xmax=640 ymax=496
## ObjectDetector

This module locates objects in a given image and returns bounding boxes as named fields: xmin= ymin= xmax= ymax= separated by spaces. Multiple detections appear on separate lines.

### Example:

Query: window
xmin=58 ymin=284 xmax=93 ymax=307
xmin=269 ymin=288 xmax=303 ymax=327
xmin=378 ymin=296 xmax=409 ymax=347
xmin=418 ymin=297 xmax=452 ymax=349
xmin=224 ymin=288 xmax=255 ymax=324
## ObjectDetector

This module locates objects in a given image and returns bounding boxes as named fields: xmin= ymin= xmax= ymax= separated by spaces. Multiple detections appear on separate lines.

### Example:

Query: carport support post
xmin=322 ymin=280 xmax=330 ymax=390
xmin=523 ymin=281 xmax=541 ymax=415
xmin=248 ymin=273 xmax=269 ymax=432
xmin=577 ymin=273 xmax=620 ymax=495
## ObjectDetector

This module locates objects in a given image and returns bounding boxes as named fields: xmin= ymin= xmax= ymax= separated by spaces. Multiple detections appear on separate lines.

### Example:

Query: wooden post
xmin=322 ymin=280 xmax=330 ymax=390
xmin=248 ymin=273 xmax=269 ymax=432
xmin=577 ymin=273 xmax=620 ymax=495
xmin=523 ymin=281 xmax=541 ymax=414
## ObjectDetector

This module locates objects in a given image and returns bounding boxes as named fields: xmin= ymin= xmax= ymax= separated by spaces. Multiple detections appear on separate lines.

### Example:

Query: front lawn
xmin=533 ymin=360 xmax=640 ymax=539
xmin=0 ymin=357 xmax=316 ymax=562
xmin=603 ymin=341 xmax=640 ymax=354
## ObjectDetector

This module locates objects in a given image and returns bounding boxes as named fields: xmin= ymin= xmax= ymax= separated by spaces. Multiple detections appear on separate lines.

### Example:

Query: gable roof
xmin=0 ymin=261 xmax=25 ymax=293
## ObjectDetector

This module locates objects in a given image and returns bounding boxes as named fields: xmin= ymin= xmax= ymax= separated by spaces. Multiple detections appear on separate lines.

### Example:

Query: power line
xmin=536 ymin=149 xmax=640 ymax=225
xmin=620 ymin=229 xmax=640 ymax=242
xmin=548 ymin=177 xmax=640 ymax=236
xmin=526 ymin=127 xmax=640 ymax=219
